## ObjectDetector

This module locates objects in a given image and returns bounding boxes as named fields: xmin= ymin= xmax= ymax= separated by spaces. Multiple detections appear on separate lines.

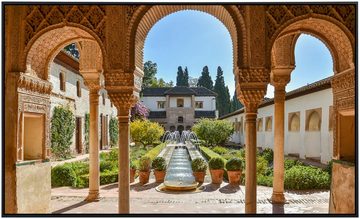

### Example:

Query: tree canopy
xmin=197 ymin=66 xmax=213 ymax=90
xmin=143 ymin=61 xmax=157 ymax=88
xmin=214 ymin=66 xmax=231 ymax=117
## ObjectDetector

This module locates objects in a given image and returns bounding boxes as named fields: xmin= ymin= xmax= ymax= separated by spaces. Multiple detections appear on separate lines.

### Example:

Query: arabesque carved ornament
xmin=17 ymin=72 xmax=53 ymax=94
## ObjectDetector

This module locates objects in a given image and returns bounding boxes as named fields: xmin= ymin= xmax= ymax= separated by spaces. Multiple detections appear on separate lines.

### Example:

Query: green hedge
xmin=51 ymin=164 xmax=77 ymax=187
xmin=200 ymin=146 xmax=225 ymax=162
xmin=284 ymin=165 xmax=330 ymax=190
xmin=143 ymin=143 xmax=166 ymax=161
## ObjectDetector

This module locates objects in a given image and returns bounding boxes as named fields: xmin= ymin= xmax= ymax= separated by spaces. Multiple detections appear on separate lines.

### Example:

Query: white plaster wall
xmin=169 ymin=96 xmax=192 ymax=108
xmin=194 ymin=96 xmax=216 ymax=111
xmin=49 ymin=62 xmax=117 ymax=153
xmin=141 ymin=96 xmax=166 ymax=111
xmin=223 ymin=88 xmax=333 ymax=163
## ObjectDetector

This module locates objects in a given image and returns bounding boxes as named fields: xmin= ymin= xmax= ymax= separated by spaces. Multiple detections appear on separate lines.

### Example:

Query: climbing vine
xmin=109 ymin=116 xmax=119 ymax=147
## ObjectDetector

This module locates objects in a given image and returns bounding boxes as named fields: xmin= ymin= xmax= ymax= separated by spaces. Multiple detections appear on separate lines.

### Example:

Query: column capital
xmin=237 ymin=84 xmax=267 ymax=114
xmin=270 ymin=67 xmax=293 ymax=89
xmin=108 ymin=92 xmax=138 ymax=118
xmin=82 ymin=72 xmax=101 ymax=91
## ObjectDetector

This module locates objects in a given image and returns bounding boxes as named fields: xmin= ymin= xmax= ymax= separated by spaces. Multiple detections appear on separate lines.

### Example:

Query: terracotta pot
xmin=154 ymin=170 xmax=166 ymax=183
xmin=139 ymin=171 xmax=150 ymax=185
xmin=210 ymin=169 xmax=224 ymax=184
xmin=130 ymin=169 xmax=136 ymax=183
xmin=227 ymin=170 xmax=242 ymax=185
xmin=193 ymin=171 xmax=206 ymax=183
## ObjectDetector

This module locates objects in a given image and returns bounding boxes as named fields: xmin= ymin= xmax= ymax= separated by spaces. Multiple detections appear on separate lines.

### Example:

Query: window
xmin=265 ymin=116 xmax=272 ymax=132
xmin=157 ymin=101 xmax=166 ymax=109
xmin=195 ymin=101 xmax=203 ymax=109
xmin=76 ymin=80 xmax=81 ymax=97
xmin=178 ymin=116 xmax=184 ymax=123
xmin=306 ymin=108 xmax=321 ymax=131
xmin=102 ymin=93 xmax=106 ymax=106
xmin=257 ymin=118 xmax=263 ymax=132
xmin=59 ymin=72 xmax=66 ymax=91
xmin=177 ymin=98 xmax=184 ymax=107
xmin=288 ymin=112 xmax=300 ymax=132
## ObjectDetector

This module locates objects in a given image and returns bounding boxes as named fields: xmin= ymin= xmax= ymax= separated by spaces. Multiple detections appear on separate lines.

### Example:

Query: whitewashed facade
xmin=141 ymin=87 xmax=217 ymax=131
xmin=49 ymin=51 xmax=117 ymax=155
xmin=221 ymin=77 xmax=333 ymax=164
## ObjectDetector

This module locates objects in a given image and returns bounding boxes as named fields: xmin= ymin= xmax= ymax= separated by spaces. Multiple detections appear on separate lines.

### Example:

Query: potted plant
xmin=138 ymin=156 xmax=151 ymax=185
xmin=152 ymin=157 xmax=167 ymax=183
xmin=130 ymin=160 xmax=137 ymax=183
xmin=191 ymin=158 xmax=207 ymax=183
xmin=226 ymin=157 xmax=243 ymax=185
xmin=208 ymin=157 xmax=225 ymax=184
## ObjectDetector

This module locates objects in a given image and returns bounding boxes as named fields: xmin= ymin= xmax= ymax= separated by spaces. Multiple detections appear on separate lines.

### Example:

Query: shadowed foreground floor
xmin=51 ymin=174 xmax=329 ymax=214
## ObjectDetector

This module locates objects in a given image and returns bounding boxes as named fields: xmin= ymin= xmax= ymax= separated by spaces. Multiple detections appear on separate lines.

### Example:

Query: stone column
xmin=85 ymin=88 xmax=100 ymax=201
xmin=270 ymin=70 xmax=291 ymax=204
xmin=244 ymin=105 xmax=258 ymax=213
xmin=109 ymin=93 xmax=136 ymax=214
xmin=238 ymin=84 xmax=267 ymax=214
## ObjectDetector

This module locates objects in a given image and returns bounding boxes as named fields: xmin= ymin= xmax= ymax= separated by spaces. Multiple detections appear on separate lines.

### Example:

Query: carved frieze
xmin=237 ymin=68 xmax=270 ymax=83
xmin=265 ymin=5 xmax=355 ymax=40
xmin=17 ymin=72 xmax=53 ymax=95
xmin=24 ymin=5 xmax=106 ymax=45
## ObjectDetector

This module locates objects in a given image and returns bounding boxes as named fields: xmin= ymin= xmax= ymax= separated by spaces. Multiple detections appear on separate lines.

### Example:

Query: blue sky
xmin=144 ymin=10 xmax=333 ymax=98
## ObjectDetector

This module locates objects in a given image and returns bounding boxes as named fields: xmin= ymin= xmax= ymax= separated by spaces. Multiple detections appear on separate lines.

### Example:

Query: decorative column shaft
xmin=118 ymin=110 xmax=130 ymax=213
xmin=107 ymin=91 xmax=137 ymax=214
xmin=244 ymin=105 xmax=258 ymax=213
xmin=86 ymin=89 xmax=100 ymax=201
xmin=270 ymin=70 xmax=291 ymax=204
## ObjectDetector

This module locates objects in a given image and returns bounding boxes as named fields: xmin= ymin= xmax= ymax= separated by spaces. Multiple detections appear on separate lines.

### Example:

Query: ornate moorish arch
xmin=126 ymin=5 xmax=247 ymax=74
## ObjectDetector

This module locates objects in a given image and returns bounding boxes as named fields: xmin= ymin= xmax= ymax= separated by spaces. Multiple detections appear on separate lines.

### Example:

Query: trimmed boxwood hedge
xmin=51 ymin=164 xmax=77 ymax=187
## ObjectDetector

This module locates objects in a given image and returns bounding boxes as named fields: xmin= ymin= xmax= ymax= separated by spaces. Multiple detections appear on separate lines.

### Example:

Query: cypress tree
xmin=183 ymin=67 xmax=190 ymax=87
xmin=143 ymin=61 xmax=157 ymax=88
xmin=197 ymin=66 xmax=214 ymax=90
xmin=231 ymin=90 xmax=243 ymax=112
xmin=214 ymin=66 xmax=231 ymax=117
xmin=176 ymin=66 xmax=184 ymax=86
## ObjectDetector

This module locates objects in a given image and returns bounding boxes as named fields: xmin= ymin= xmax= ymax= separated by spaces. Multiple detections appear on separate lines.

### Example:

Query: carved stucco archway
xmin=270 ymin=17 xmax=354 ymax=73
xmin=127 ymin=5 xmax=247 ymax=75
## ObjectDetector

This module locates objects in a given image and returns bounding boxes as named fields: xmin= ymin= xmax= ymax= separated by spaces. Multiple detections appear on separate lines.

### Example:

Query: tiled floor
xmin=51 ymin=175 xmax=330 ymax=214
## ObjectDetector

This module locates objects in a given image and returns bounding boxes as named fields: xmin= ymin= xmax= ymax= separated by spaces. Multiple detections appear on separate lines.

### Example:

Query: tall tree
xmin=143 ymin=61 xmax=157 ymax=88
xmin=214 ymin=66 xmax=231 ymax=117
xmin=197 ymin=66 xmax=214 ymax=90
xmin=176 ymin=66 xmax=185 ymax=86
xmin=183 ymin=67 xmax=190 ymax=87
xmin=230 ymin=90 xmax=243 ymax=112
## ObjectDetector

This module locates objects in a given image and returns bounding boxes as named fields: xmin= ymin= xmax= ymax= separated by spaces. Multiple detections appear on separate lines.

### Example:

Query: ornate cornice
xmin=17 ymin=72 xmax=52 ymax=94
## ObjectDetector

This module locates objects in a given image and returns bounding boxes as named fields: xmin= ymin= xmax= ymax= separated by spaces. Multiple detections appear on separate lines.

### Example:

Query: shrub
xmin=191 ymin=158 xmax=207 ymax=172
xmin=68 ymin=161 xmax=89 ymax=176
xmin=284 ymin=159 xmax=302 ymax=170
xmin=192 ymin=118 xmax=234 ymax=147
xmin=226 ymin=157 xmax=243 ymax=171
xmin=261 ymin=148 xmax=273 ymax=163
xmin=109 ymin=117 xmax=119 ymax=147
xmin=84 ymin=113 xmax=90 ymax=153
xmin=130 ymin=159 xmax=137 ymax=170
xmin=77 ymin=174 xmax=89 ymax=188
xmin=325 ymin=160 xmax=333 ymax=176
xmin=212 ymin=146 xmax=229 ymax=155
xmin=130 ymin=120 xmax=164 ymax=147
xmin=257 ymin=174 xmax=273 ymax=187
xmin=107 ymin=148 xmax=119 ymax=162
xmin=100 ymin=160 xmax=115 ymax=172
xmin=284 ymin=165 xmax=331 ymax=190
xmin=200 ymin=146 xmax=223 ymax=161
xmin=257 ymin=156 xmax=269 ymax=175
xmin=144 ymin=143 xmax=166 ymax=161
xmin=130 ymin=101 xmax=149 ymax=121
xmin=51 ymin=106 xmax=75 ymax=159
xmin=208 ymin=157 xmax=225 ymax=170
xmin=100 ymin=170 xmax=118 ymax=185
xmin=138 ymin=156 xmax=152 ymax=172
xmin=152 ymin=157 xmax=167 ymax=171
xmin=51 ymin=164 xmax=77 ymax=187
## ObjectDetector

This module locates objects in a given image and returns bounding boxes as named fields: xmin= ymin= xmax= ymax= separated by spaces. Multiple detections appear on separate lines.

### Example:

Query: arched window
xmin=265 ymin=117 xmax=272 ymax=132
xmin=288 ymin=112 xmax=300 ymax=132
xmin=306 ymin=110 xmax=321 ymax=131
xmin=170 ymin=126 xmax=176 ymax=132
xmin=178 ymin=116 xmax=183 ymax=123
xmin=59 ymin=72 xmax=66 ymax=91
xmin=257 ymin=118 xmax=263 ymax=132
xmin=102 ymin=93 xmax=106 ymax=106
xmin=76 ymin=80 xmax=81 ymax=97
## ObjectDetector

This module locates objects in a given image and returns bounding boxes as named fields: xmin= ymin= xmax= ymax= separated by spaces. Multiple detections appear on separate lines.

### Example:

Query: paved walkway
xmin=51 ymin=173 xmax=330 ymax=214
xmin=51 ymin=149 xmax=111 ymax=167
